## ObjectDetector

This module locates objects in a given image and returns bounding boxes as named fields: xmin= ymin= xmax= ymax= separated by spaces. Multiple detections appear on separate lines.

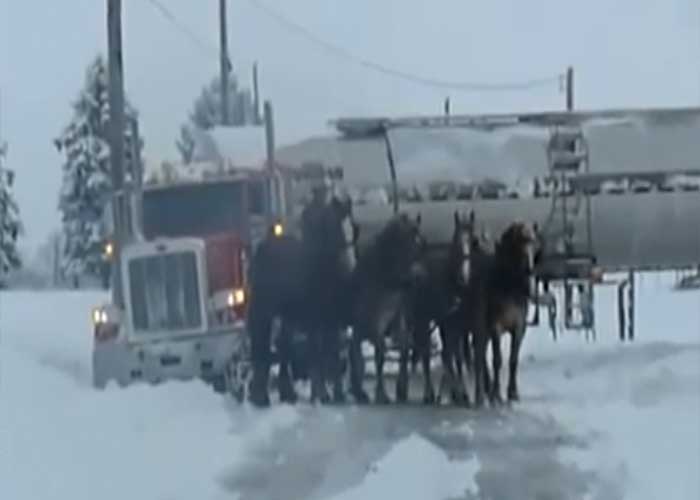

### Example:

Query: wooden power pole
xmin=107 ymin=0 xmax=126 ymax=307
xmin=566 ymin=66 xmax=574 ymax=111
xmin=253 ymin=62 xmax=261 ymax=125
xmin=219 ymin=0 xmax=231 ymax=126
xmin=263 ymin=100 xmax=275 ymax=167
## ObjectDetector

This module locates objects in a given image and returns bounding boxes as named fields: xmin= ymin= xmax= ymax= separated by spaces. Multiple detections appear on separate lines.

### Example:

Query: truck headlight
xmin=103 ymin=241 xmax=114 ymax=260
xmin=271 ymin=222 xmax=284 ymax=237
xmin=92 ymin=308 xmax=108 ymax=325
xmin=227 ymin=288 xmax=246 ymax=307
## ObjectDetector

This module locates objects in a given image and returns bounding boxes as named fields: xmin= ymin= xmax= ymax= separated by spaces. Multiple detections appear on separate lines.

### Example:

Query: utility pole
xmin=566 ymin=66 xmax=574 ymax=111
xmin=130 ymin=117 xmax=144 ymax=240
xmin=107 ymin=0 xmax=126 ymax=307
xmin=263 ymin=100 xmax=275 ymax=167
xmin=253 ymin=62 xmax=261 ymax=125
xmin=219 ymin=0 xmax=231 ymax=126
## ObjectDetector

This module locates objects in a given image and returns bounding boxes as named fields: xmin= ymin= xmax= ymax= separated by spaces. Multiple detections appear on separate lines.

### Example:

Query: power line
xmin=144 ymin=0 xmax=219 ymax=59
xmin=246 ymin=0 xmax=563 ymax=92
xmin=143 ymin=0 xmax=563 ymax=93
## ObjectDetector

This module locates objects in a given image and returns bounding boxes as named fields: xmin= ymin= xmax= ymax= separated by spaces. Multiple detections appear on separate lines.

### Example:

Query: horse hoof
xmin=375 ymin=390 xmax=391 ymax=405
xmin=310 ymin=393 xmax=330 ymax=405
xmin=249 ymin=391 xmax=271 ymax=408
xmin=332 ymin=387 xmax=347 ymax=405
xmin=315 ymin=391 xmax=331 ymax=405
xmin=508 ymin=390 xmax=520 ymax=402
xmin=422 ymin=392 xmax=436 ymax=405
xmin=279 ymin=390 xmax=298 ymax=405
xmin=396 ymin=386 xmax=409 ymax=404
xmin=352 ymin=389 xmax=370 ymax=405
xmin=450 ymin=390 xmax=464 ymax=406
xmin=490 ymin=393 xmax=504 ymax=407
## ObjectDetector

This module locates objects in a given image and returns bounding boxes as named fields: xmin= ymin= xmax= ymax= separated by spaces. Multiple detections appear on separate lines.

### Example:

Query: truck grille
xmin=127 ymin=251 xmax=202 ymax=334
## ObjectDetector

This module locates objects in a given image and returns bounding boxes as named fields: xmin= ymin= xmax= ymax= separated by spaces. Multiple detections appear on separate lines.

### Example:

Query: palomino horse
xmin=247 ymin=193 xmax=358 ymax=407
xmin=470 ymin=220 xmax=539 ymax=408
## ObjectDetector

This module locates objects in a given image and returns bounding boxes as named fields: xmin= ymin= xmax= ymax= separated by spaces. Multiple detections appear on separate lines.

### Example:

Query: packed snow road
xmin=1 ymin=274 xmax=698 ymax=500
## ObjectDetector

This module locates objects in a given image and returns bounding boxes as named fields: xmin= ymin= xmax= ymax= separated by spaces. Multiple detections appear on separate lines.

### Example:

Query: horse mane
xmin=490 ymin=222 xmax=534 ymax=298
xmin=354 ymin=214 xmax=418 ymax=288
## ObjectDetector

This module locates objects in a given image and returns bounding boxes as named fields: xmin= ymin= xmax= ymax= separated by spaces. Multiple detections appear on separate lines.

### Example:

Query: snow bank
xmin=519 ymin=272 xmax=700 ymax=500
xmin=1 ymin=272 xmax=698 ymax=500
xmin=0 ymin=290 xmax=301 ymax=500
xmin=329 ymin=433 xmax=479 ymax=500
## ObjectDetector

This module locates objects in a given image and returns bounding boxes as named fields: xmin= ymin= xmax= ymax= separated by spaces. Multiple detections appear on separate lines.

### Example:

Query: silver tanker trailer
xmin=328 ymin=107 xmax=700 ymax=272
xmin=278 ymin=106 xmax=700 ymax=337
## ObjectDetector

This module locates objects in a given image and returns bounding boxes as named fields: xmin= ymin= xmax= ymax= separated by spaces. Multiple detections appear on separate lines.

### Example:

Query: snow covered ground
xmin=1 ymin=273 xmax=698 ymax=500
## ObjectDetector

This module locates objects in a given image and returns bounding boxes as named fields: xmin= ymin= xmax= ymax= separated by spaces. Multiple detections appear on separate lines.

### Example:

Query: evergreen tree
xmin=176 ymin=74 xmax=259 ymax=164
xmin=54 ymin=54 xmax=143 ymax=286
xmin=0 ymin=139 xmax=22 ymax=282
xmin=176 ymin=123 xmax=196 ymax=165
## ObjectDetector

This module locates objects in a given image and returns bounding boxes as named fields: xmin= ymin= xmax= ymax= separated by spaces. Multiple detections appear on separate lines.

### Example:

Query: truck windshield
xmin=142 ymin=180 xmax=267 ymax=239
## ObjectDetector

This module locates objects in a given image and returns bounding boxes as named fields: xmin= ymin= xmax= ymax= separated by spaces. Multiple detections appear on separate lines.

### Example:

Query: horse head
xmin=496 ymin=220 xmax=539 ymax=298
xmin=381 ymin=212 xmax=428 ymax=286
xmin=451 ymin=209 xmax=479 ymax=285
xmin=326 ymin=194 xmax=359 ymax=276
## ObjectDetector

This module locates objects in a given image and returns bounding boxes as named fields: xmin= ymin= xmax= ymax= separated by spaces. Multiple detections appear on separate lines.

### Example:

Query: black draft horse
xmin=347 ymin=213 xmax=428 ymax=405
xmin=470 ymin=220 xmax=539 ymax=408
xmin=247 ymin=193 xmax=358 ymax=407
xmin=404 ymin=210 xmax=479 ymax=405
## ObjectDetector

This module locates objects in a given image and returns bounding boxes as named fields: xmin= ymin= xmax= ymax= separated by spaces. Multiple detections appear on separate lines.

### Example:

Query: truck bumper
xmin=92 ymin=326 xmax=248 ymax=390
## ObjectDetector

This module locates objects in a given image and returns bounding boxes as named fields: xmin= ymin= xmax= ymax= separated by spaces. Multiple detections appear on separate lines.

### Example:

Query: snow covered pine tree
xmin=176 ymin=73 xmax=259 ymax=164
xmin=0 ymin=139 xmax=22 ymax=288
xmin=54 ymin=54 xmax=143 ymax=289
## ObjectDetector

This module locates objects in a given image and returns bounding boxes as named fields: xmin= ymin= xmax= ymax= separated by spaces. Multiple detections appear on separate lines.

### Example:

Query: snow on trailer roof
xmin=330 ymin=106 xmax=700 ymax=138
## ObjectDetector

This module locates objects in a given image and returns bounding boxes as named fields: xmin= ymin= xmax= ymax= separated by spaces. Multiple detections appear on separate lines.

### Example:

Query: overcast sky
xmin=1 ymin=0 xmax=698 ymax=252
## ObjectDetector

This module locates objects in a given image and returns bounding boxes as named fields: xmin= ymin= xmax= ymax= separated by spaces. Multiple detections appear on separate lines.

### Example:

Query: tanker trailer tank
xmin=330 ymin=107 xmax=700 ymax=273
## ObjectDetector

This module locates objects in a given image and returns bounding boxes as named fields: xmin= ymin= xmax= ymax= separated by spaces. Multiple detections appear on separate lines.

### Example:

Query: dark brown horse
xmin=247 ymin=193 xmax=358 ymax=407
xmin=347 ymin=213 xmax=428 ymax=405
xmin=437 ymin=211 xmax=502 ymax=406
xmin=404 ymin=210 xmax=481 ymax=406
xmin=469 ymin=220 xmax=539 ymax=408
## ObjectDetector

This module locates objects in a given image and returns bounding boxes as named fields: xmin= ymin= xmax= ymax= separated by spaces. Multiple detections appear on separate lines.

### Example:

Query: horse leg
xmin=395 ymin=308 xmax=411 ymax=403
xmin=507 ymin=322 xmax=527 ymax=403
xmin=410 ymin=346 xmax=420 ymax=375
xmin=463 ymin=330 xmax=475 ymax=378
xmin=276 ymin=322 xmax=298 ymax=404
xmin=248 ymin=310 xmax=272 ymax=408
xmin=438 ymin=325 xmax=454 ymax=404
xmin=481 ymin=333 xmax=493 ymax=398
xmin=444 ymin=326 xmax=463 ymax=405
xmin=452 ymin=330 xmax=470 ymax=406
xmin=348 ymin=330 xmax=370 ymax=404
xmin=309 ymin=328 xmax=330 ymax=405
xmin=374 ymin=334 xmax=391 ymax=405
xmin=327 ymin=329 xmax=346 ymax=405
xmin=489 ymin=333 xmax=504 ymax=405
xmin=418 ymin=319 xmax=436 ymax=405
xmin=396 ymin=344 xmax=410 ymax=403
xmin=472 ymin=330 xmax=488 ymax=409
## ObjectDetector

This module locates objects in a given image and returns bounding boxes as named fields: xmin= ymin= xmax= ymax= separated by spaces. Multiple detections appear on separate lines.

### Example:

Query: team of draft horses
xmin=246 ymin=186 xmax=541 ymax=409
